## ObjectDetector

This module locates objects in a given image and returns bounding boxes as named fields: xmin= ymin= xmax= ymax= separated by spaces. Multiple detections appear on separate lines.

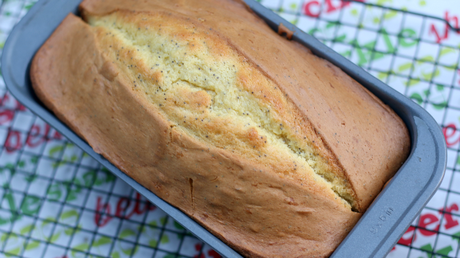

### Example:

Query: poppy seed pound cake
xmin=30 ymin=0 xmax=411 ymax=257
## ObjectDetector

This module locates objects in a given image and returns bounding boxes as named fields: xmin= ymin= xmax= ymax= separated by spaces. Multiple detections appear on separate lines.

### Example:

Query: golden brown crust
xmin=78 ymin=0 xmax=410 ymax=212
xmin=30 ymin=0 xmax=410 ymax=256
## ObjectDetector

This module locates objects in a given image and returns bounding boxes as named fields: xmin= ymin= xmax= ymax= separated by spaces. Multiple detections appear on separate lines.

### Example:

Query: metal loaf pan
xmin=1 ymin=0 xmax=447 ymax=257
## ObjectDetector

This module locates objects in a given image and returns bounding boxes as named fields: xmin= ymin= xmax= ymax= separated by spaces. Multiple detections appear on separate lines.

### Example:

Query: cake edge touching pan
xmin=1 ymin=0 xmax=446 ymax=257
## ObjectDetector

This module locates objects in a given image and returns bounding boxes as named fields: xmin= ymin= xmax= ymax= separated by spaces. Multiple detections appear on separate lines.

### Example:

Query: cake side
xmin=31 ymin=13 xmax=361 ymax=258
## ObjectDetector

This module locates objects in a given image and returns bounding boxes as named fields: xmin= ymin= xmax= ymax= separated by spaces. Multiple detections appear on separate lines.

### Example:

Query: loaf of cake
xmin=30 ymin=0 xmax=411 ymax=256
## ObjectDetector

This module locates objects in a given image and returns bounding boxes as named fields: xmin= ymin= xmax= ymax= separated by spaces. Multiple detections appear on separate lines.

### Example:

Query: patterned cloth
xmin=0 ymin=0 xmax=459 ymax=257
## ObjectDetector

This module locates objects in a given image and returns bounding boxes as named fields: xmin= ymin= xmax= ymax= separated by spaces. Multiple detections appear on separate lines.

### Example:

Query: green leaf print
xmin=74 ymin=242 xmax=90 ymax=251
xmin=452 ymin=231 xmax=460 ymax=244
xmin=5 ymin=247 xmax=21 ymax=257
xmin=137 ymin=225 xmax=146 ymax=234
xmin=350 ymin=9 xmax=358 ymax=16
xmin=432 ymin=101 xmax=447 ymax=110
xmin=100 ymin=167 xmax=116 ymax=183
xmin=64 ymin=227 xmax=74 ymax=236
xmin=436 ymin=245 xmax=453 ymax=256
xmin=64 ymin=224 xmax=81 ymax=235
xmin=334 ymin=34 xmax=346 ymax=43
xmin=376 ymin=0 xmax=392 ymax=5
xmin=49 ymin=145 xmax=64 ymax=157
xmin=423 ymin=89 xmax=430 ymax=97
xmin=70 ymin=155 xmax=78 ymax=162
xmin=326 ymin=22 xmax=337 ymax=29
xmin=5 ymin=163 xmax=15 ymax=175
xmin=377 ymin=71 xmax=390 ymax=80
xmin=339 ymin=49 xmax=351 ymax=57
xmin=19 ymin=224 xmax=34 ymax=235
xmin=25 ymin=240 xmax=40 ymax=251
xmin=149 ymin=239 xmax=158 ymax=248
xmin=52 ymin=161 xmax=66 ymax=168
xmin=420 ymin=243 xmax=433 ymax=258
xmin=65 ymin=180 xmax=82 ymax=202
xmin=30 ymin=156 xmax=39 ymax=164
xmin=440 ymin=47 xmax=455 ymax=57
xmin=398 ymin=62 xmax=412 ymax=72
xmin=71 ymin=242 xmax=90 ymax=257
xmin=308 ymin=28 xmax=320 ymax=36
xmin=384 ymin=10 xmax=398 ymax=20
xmin=160 ymin=234 xmax=169 ymax=244
xmin=119 ymin=228 xmax=136 ymax=239
xmin=41 ymin=217 xmax=57 ymax=227
xmin=24 ymin=3 xmax=34 ymax=10
xmin=60 ymin=209 xmax=79 ymax=220
xmin=121 ymin=245 xmax=139 ymax=256
xmin=24 ymin=174 xmax=37 ymax=183
xmin=421 ymin=68 xmax=440 ymax=81
xmin=48 ymin=232 xmax=60 ymax=243
xmin=410 ymin=93 xmax=423 ymax=104
xmin=444 ymin=64 xmax=457 ymax=71
xmin=408 ymin=79 xmax=420 ymax=87
xmin=417 ymin=55 xmax=434 ymax=64
xmin=93 ymin=236 xmax=112 ymax=247
xmin=1 ymin=233 xmax=9 ymax=242
xmin=160 ymin=216 xmax=168 ymax=226
xmin=173 ymin=221 xmax=185 ymax=230
xmin=83 ymin=170 xmax=101 ymax=186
